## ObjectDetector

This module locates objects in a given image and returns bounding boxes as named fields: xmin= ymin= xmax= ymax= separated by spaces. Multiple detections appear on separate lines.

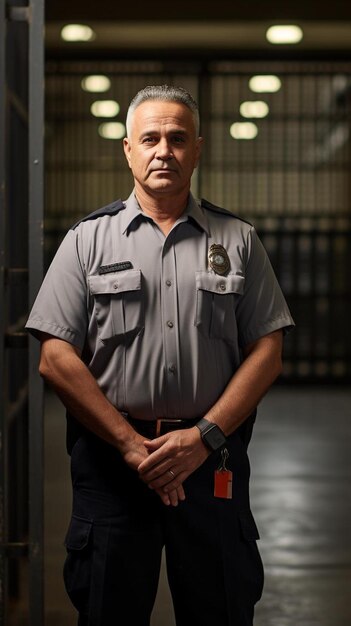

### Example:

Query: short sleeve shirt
xmin=26 ymin=192 xmax=294 ymax=420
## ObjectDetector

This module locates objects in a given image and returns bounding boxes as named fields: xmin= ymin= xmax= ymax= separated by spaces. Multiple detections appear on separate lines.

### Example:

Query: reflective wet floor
xmin=44 ymin=386 xmax=351 ymax=625
xmin=249 ymin=387 xmax=351 ymax=626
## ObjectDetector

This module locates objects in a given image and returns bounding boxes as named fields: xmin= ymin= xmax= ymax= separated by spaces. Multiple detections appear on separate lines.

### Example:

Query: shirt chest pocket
xmin=88 ymin=270 xmax=144 ymax=344
xmin=195 ymin=272 xmax=244 ymax=344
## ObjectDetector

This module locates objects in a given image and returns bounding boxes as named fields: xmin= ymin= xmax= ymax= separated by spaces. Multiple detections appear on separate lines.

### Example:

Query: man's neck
xmin=134 ymin=186 xmax=190 ymax=236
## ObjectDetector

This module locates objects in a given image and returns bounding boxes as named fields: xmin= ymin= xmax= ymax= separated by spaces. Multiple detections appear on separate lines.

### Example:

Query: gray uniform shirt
xmin=26 ymin=192 xmax=294 ymax=420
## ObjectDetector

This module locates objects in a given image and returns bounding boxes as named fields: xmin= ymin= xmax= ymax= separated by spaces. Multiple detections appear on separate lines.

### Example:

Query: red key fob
xmin=214 ymin=469 xmax=233 ymax=499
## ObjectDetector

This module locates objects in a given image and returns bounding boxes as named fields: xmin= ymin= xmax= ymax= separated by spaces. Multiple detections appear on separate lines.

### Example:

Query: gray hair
xmin=126 ymin=85 xmax=200 ymax=137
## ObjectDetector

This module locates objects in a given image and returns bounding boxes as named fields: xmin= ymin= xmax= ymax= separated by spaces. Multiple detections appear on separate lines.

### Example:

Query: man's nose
xmin=156 ymin=138 xmax=173 ymax=160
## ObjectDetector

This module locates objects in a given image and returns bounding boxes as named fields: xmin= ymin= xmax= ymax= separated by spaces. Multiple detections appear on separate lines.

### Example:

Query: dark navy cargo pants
xmin=63 ymin=430 xmax=263 ymax=626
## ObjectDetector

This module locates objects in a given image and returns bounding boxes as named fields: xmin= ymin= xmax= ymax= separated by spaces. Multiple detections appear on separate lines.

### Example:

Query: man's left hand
xmin=137 ymin=427 xmax=210 ymax=494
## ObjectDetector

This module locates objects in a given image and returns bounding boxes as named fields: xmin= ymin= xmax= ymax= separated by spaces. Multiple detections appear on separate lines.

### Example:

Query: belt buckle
xmin=155 ymin=418 xmax=183 ymax=437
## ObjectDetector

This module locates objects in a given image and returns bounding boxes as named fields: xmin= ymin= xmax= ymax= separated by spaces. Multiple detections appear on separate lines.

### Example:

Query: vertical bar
xmin=28 ymin=0 xmax=44 ymax=624
xmin=0 ymin=0 xmax=7 ymax=624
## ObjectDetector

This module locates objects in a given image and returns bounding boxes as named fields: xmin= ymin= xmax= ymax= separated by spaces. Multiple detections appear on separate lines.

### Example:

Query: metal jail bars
xmin=0 ymin=1 xmax=44 ymax=625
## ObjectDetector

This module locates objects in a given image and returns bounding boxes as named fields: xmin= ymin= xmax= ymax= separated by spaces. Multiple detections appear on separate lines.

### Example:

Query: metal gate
xmin=0 ymin=1 xmax=44 ymax=624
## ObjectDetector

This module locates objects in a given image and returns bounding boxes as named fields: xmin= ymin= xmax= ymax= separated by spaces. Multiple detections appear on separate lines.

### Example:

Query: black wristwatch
xmin=196 ymin=418 xmax=227 ymax=452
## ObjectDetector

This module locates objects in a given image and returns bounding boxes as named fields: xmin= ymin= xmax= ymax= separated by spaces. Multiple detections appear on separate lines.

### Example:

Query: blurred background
xmin=1 ymin=1 xmax=350 ymax=625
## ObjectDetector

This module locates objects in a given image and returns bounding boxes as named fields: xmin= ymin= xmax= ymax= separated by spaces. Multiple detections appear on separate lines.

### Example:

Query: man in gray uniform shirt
xmin=26 ymin=85 xmax=294 ymax=626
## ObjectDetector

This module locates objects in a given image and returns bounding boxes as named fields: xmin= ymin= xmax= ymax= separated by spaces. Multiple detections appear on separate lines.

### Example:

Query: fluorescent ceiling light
xmin=249 ymin=75 xmax=282 ymax=93
xmin=266 ymin=25 xmax=303 ymax=44
xmin=81 ymin=75 xmax=111 ymax=93
xmin=99 ymin=122 xmax=126 ymax=139
xmin=230 ymin=122 xmax=258 ymax=140
xmin=91 ymin=101 xmax=120 ymax=118
xmin=61 ymin=24 xmax=96 ymax=42
xmin=240 ymin=101 xmax=269 ymax=118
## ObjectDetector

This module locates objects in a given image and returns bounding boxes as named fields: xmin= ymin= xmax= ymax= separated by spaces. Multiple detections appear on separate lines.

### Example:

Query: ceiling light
xmin=99 ymin=122 xmax=126 ymax=140
xmin=249 ymin=75 xmax=282 ymax=93
xmin=230 ymin=122 xmax=258 ymax=140
xmin=81 ymin=75 xmax=111 ymax=93
xmin=240 ymin=101 xmax=269 ymax=119
xmin=91 ymin=101 xmax=120 ymax=118
xmin=266 ymin=25 xmax=303 ymax=44
xmin=61 ymin=24 xmax=96 ymax=42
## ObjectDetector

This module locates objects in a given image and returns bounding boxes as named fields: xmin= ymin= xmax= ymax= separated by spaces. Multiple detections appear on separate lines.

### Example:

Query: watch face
xmin=205 ymin=425 xmax=226 ymax=450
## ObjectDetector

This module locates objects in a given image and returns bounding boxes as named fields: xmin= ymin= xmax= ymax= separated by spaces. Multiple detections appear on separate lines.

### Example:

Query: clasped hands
xmin=137 ymin=427 xmax=210 ymax=507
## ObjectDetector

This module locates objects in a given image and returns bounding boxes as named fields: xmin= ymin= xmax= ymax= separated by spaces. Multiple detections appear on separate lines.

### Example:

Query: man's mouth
xmin=152 ymin=168 xmax=175 ymax=172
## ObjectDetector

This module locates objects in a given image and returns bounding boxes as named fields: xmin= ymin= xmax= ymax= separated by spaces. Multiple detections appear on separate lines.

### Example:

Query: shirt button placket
xmin=162 ymin=242 xmax=180 ymax=416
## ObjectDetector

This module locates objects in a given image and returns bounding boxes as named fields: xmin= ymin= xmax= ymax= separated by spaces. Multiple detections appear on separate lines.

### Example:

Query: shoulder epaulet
xmin=71 ymin=199 xmax=125 ymax=230
xmin=201 ymin=199 xmax=253 ymax=227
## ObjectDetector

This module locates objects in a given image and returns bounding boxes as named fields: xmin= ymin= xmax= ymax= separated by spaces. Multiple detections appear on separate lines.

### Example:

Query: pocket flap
xmin=239 ymin=509 xmax=260 ymax=541
xmin=196 ymin=271 xmax=244 ymax=295
xmin=64 ymin=516 xmax=92 ymax=550
xmin=88 ymin=269 xmax=141 ymax=295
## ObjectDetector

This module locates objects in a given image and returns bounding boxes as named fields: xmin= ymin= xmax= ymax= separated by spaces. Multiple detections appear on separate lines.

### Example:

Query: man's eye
xmin=172 ymin=136 xmax=185 ymax=143
xmin=142 ymin=137 xmax=156 ymax=143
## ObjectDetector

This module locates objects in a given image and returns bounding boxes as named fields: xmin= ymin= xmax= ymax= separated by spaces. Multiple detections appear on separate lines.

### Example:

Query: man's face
xmin=123 ymin=100 xmax=202 ymax=199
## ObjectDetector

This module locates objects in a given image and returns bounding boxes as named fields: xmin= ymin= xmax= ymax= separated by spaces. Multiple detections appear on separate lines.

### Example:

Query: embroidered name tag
xmin=98 ymin=261 xmax=133 ymax=275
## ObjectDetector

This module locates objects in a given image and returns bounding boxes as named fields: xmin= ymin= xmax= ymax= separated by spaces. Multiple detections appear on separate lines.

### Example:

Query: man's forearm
xmin=203 ymin=329 xmax=283 ymax=436
xmin=39 ymin=336 xmax=137 ymax=454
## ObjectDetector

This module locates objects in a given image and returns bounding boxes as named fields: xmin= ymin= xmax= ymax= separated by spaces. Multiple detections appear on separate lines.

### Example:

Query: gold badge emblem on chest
xmin=208 ymin=244 xmax=230 ymax=275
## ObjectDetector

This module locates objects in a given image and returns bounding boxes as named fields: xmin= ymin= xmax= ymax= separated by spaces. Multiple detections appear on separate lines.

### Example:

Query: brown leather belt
xmin=126 ymin=416 xmax=199 ymax=438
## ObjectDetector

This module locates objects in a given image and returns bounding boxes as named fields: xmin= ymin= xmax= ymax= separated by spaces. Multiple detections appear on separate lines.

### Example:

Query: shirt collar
xmin=120 ymin=190 xmax=210 ymax=235
xmin=120 ymin=191 xmax=143 ymax=234
xmin=183 ymin=193 xmax=210 ymax=234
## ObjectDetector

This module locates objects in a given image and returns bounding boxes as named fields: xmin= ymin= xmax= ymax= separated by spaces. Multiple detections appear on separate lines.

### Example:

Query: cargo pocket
xmin=195 ymin=272 xmax=244 ymax=343
xmin=63 ymin=516 xmax=93 ymax=614
xmin=238 ymin=509 xmax=264 ymax=604
xmin=88 ymin=270 xmax=144 ymax=344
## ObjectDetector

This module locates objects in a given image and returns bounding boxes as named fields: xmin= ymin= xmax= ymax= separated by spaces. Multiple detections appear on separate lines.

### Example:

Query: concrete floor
xmin=44 ymin=386 xmax=351 ymax=626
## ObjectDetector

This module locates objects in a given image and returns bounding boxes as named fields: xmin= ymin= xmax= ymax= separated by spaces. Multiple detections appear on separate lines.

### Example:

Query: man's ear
xmin=194 ymin=136 xmax=204 ymax=168
xmin=123 ymin=137 xmax=132 ymax=169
